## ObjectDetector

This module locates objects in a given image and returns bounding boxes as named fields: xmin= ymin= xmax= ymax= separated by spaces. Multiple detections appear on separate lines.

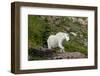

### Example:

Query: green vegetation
xmin=28 ymin=15 xmax=88 ymax=60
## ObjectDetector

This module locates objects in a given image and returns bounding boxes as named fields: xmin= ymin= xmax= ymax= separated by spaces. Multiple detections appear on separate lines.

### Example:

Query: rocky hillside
xmin=28 ymin=15 xmax=88 ymax=60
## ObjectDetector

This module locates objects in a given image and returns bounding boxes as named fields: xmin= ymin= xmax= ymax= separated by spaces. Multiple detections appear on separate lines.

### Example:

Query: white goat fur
xmin=47 ymin=32 xmax=69 ymax=52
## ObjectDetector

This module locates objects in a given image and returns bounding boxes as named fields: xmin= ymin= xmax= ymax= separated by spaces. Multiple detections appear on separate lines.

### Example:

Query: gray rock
xmin=52 ymin=52 xmax=87 ymax=59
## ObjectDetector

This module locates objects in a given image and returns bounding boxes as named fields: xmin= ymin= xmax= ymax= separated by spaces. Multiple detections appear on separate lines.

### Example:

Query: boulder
xmin=29 ymin=48 xmax=55 ymax=58
xmin=52 ymin=52 xmax=87 ymax=59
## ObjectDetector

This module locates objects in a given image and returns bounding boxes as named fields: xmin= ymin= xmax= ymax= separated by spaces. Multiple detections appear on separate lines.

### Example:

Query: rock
xmin=30 ymin=48 xmax=55 ymax=58
xmin=52 ymin=52 xmax=87 ymax=59
xmin=29 ymin=48 xmax=87 ymax=60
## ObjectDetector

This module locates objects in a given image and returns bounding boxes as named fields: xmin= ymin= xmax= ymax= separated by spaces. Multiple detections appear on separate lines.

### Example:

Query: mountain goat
xmin=47 ymin=32 xmax=70 ymax=52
